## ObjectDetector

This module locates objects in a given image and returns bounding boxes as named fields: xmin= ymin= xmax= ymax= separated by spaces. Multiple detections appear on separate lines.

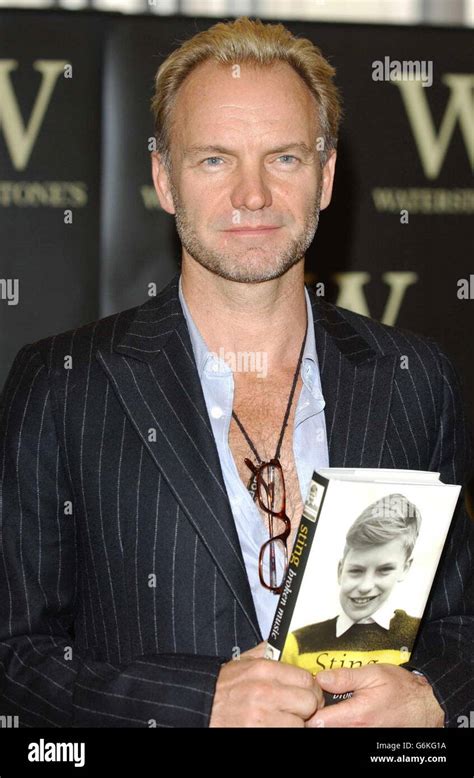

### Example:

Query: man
xmin=0 ymin=17 xmax=473 ymax=728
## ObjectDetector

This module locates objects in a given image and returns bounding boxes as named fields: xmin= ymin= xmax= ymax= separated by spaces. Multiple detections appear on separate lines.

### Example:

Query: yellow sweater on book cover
xmin=282 ymin=609 xmax=420 ymax=674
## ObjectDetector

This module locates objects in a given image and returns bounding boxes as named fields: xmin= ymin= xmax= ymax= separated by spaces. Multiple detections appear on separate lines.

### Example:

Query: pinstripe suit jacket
xmin=1 ymin=273 xmax=473 ymax=728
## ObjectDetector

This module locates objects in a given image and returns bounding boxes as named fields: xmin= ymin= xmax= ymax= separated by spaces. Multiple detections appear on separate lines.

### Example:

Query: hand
xmin=209 ymin=641 xmax=325 ymax=727
xmin=305 ymin=664 xmax=445 ymax=728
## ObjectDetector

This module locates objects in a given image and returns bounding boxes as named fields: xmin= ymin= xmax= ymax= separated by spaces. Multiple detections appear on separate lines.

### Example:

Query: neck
xmin=180 ymin=257 xmax=307 ymax=376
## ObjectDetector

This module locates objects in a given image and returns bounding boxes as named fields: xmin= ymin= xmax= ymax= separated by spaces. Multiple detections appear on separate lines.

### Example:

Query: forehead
xmin=343 ymin=538 xmax=407 ymax=565
xmin=171 ymin=59 xmax=319 ymax=143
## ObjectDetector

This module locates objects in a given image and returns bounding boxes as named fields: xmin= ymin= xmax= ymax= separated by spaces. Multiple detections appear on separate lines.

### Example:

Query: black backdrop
xmin=1 ymin=10 xmax=473 ymax=440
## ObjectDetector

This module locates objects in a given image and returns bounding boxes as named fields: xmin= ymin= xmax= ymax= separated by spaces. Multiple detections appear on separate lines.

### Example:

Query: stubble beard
xmin=169 ymin=176 xmax=323 ymax=284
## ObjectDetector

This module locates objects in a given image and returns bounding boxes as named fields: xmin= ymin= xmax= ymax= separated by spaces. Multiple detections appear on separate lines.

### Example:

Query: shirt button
xmin=210 ymin=406 xmax=224 ymax=419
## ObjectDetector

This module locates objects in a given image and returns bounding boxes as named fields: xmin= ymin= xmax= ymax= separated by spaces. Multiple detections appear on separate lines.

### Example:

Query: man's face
xmin=152 ymin=60 xmax=336 ymax=283
xmin=337 ymin=538 xmax=413 ymax=622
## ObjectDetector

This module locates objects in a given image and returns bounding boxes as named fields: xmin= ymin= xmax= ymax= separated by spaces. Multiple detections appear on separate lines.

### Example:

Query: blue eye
xmin=277 ymin=155 xmax=298 ymax=164
xmin=202 ymin=157 xmax=223 ymax=166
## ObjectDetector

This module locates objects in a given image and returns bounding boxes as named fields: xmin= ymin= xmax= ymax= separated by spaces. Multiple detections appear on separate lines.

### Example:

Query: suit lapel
xmin=310 ymin=292 xmax=397 ymax=468
xmin=97 ymin=275 xmax=262 ymax=640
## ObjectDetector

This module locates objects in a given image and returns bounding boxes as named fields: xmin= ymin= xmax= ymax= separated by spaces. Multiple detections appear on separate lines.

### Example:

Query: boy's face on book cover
xmin=337 ymin=538 xmax=413 ymax=622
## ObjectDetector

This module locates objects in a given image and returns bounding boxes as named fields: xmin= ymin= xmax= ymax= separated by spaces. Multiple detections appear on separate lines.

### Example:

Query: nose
xmin=356 ymin=572 xmax=377 ymax=595
xmin=230 ymin=161 xmax=272 ymax=211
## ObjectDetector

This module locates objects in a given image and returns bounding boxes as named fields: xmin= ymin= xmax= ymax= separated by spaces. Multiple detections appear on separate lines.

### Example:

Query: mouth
xmin=223 ymin=227 xmax=280 ymax=235
xmin=350 ymin=595 xmax=379 ymax=606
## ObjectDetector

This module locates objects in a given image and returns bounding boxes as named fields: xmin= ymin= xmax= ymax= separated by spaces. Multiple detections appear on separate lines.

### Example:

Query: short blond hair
xmin=343 ymin=493 xmax=422 ymax=562
xmin=150 ymin=16 xmax=343 ymax=170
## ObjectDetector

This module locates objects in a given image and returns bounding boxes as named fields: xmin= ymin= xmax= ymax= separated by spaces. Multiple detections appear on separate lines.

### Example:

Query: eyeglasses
xmin=244 ymin=457 xmax=291 ymax=594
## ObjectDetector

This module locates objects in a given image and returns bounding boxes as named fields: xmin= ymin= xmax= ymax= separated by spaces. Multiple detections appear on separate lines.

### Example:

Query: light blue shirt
xmin=178 ymin=275 xmax=329 ymax=639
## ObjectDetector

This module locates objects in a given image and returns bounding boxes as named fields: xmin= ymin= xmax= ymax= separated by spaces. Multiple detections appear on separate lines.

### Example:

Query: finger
xmin=316 ymin=667 xmax=371 ymax=693
xmin=276 ymin=685 xmax=321 ymax=721
xmin=306 ymin=697 xmax=364 ymax=728
xmin=242 ymin=640 xmax=268 ymax=659
xmin=265 ymin=712 xmax=305 ymax=728
xmin=312 ymin=678 xmax=326 ymax=710
xmin=258 ymin=659 xmax=315 ymax=690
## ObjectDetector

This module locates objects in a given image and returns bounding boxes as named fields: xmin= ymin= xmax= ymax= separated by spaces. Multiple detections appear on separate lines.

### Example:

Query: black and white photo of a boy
xmin=286 ymin=493 xmax=422 ymax=658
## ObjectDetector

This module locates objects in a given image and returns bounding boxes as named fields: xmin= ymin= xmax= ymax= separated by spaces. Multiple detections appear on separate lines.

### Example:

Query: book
xmin=264 ymin=468 xmax=461 ymax=705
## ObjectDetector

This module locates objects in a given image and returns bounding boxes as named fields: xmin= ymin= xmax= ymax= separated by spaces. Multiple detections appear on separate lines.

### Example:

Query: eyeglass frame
xmin=244 ymin=457 xmax=291 ymax=594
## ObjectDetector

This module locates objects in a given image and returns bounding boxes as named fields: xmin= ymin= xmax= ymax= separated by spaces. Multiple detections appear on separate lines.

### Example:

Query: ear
xmin=337 ymin=558 xmax=343 ymax=585
xmin=319 ymin=149 xmax=337 ymax=211
xmin=151 ymin=151 xmax=176 ymax=215
xmin=397 ymin=555 xmax=413 ymax=581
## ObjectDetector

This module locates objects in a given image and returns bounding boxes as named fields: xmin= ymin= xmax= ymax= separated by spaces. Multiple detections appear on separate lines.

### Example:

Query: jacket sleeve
xmin=0 ymin=344 xmax=224 ymax=728
xmin=402 ymin=343 xmax=474 ymax=728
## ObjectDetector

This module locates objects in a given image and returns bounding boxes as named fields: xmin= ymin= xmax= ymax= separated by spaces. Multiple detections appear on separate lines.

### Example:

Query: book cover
xmin=265 ymin=469 xmax=461 ymax=704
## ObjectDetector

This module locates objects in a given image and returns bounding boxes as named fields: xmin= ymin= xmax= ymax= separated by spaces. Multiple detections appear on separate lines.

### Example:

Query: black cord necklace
xmin=231 ymin=322 xmax=307 ymax=499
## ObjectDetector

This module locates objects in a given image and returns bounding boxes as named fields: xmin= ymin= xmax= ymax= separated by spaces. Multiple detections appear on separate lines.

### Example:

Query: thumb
xmin=243 ymin=640 xmax=268 ymax=659
xmin=316 ymin=666 xmax=366 ymax=693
